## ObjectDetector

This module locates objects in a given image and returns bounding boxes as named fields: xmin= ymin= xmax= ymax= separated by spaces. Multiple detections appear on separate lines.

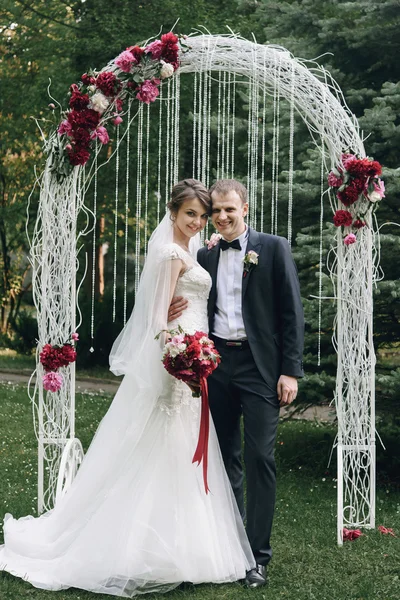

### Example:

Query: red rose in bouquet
xmin=161 ymin=330 xmax=220 ymax=385
xmin=160 ymin=329 xmax=221 ymax=493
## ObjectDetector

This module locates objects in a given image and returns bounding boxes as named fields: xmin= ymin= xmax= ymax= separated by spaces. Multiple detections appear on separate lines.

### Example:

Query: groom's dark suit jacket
xmin=197 ymin=228 xmax=304 ymax=389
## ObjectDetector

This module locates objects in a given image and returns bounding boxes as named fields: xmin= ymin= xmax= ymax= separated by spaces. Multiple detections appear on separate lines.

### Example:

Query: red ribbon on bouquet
xmin=192 ymin=376 xmax=210 ymax=494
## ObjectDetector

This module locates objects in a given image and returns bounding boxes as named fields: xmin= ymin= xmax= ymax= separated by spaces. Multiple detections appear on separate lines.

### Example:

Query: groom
xmin=169 ymin=179 xmax=304 ymax=587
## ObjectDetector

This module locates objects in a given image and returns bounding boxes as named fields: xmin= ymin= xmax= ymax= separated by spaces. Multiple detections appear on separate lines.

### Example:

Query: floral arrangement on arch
xmin=39 ymin=333 xmax=79 ymax=392
xmin=50 ymin=32 xmax=180 ymax=178
xmin=328 ymin=153 xmax=385 ymax=246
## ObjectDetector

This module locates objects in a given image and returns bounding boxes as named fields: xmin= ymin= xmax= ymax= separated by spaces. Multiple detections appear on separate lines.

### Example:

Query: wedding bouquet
xmin=158 ymin=328 xmax=221 ymax=494
xmin=160 ymin=329 xmax=221 ymax=393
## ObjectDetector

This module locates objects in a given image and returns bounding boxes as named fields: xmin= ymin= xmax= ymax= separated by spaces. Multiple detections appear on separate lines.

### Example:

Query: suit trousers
xmin=208 ymin=339 xmax=280 ymax=566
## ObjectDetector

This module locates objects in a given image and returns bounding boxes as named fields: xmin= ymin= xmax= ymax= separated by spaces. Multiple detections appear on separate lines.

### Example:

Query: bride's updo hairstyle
xmin=167 ymin=179 xmax=211 ymax=217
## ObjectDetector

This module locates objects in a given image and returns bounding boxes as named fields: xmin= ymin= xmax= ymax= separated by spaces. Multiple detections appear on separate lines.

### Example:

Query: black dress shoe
xmin=245 ymin=564 xmax=267 ymax=588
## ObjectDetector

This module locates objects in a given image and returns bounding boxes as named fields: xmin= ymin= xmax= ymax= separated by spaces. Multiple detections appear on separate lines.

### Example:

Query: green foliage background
xmin=0 ymin=0 xmax=399 ymax=420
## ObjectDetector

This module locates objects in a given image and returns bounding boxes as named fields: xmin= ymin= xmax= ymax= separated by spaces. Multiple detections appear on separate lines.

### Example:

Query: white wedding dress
xmin=0 ymin=243 xmax=255 ymax=597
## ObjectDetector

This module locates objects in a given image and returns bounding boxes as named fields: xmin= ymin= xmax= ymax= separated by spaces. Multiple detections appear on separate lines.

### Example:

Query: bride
xmin=0 ymin=179 xmax=255 ymax=597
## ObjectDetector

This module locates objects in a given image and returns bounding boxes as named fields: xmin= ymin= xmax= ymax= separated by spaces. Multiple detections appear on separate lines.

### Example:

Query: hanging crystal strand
xmin=251 ymin=60 xmax=259 ymax=231
xmin=200 ymin=67 xmax=208 ymax=244
xmin=221 ymin=71 xmax=227 ymax=179
xmin=169 ymin=76 xmax=176 ymax=190
xmin=157 ymin=85 xmax=163 ymax=224
xmin=196 ymin=69 xmax=203 ymax=181
xmin=225 ymin=72 xmax=231 ymax=179
xmin=287 ymin=61 xmax=295 ymax=246
xmin=90 ymin=146 xmax=98 ymax=351
xmin=271 ymin=59 xmax=278 ymax=235
xmin=206 ymin=65 xmax=212 ymax=189
xmin=246 ymin=76 xmax=253 ymax=227
xmin=274 ymin=57 xmax=281 ymax=235
xmin=174 ymin=72 xmax=180 ymax=184
xmin=165 ymin=79 xmax=171 ymax=205
xmin=112 ymin=126 xmax=120 ymax=322
xmin=192 ymin=71 xmax=198 ymax=178
xmin=135 ymin=105 xmax=143 ymax=295
xmin=202 ymin=69 xmax=209 ymax=185
xmin=231 ymin=73 xmax=236 ymax=178
xmin=144 ymin=103 xmax=150 ymax=259
xmin=260 ymin=50 xmax=267 ymax=233
xmin=123 ymin=102 xmax=132 ymax=325
xmin=216 ymin=71 xmax=222 ymax=180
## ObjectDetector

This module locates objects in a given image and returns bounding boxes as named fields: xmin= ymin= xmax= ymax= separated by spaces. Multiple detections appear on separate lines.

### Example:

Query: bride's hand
xmin=168 ymin=296 xmax=188 ymax=322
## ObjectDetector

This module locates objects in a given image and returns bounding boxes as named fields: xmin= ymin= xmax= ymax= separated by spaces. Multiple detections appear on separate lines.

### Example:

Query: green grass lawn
xmin=0 ymin=381 xmax=399 ymax=600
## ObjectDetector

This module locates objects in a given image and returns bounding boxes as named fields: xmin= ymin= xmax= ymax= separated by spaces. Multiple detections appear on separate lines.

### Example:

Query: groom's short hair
xmin=209 ymin=179 xmax=248 ymax=205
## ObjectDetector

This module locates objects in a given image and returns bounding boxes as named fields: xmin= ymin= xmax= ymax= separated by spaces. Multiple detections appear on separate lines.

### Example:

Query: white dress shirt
xmin=213 ymin=227 xmax=248 ymax=340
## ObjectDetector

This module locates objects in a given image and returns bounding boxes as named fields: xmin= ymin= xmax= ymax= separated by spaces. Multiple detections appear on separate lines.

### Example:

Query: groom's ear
xmin=242 ymin=202 xmax=249 ymax=218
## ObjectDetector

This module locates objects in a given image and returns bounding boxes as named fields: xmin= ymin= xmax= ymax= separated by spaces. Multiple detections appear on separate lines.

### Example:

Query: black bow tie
xmin=220 ymin=238 xmax=241 ymax=251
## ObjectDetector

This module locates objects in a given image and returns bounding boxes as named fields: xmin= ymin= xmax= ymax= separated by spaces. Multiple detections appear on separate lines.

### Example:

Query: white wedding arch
xmin=29 ymin=33 xmax=378 ymax=545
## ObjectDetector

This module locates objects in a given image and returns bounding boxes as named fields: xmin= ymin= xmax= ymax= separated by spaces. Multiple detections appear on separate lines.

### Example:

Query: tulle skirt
xmin=0 ymin=373 xmax=254 ymax=597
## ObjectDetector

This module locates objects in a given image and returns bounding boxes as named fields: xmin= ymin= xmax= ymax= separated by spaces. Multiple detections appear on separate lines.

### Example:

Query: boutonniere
xmin=205 ymin=233 xmax=222 ymax=250
xmin=243 ymin=250 xmax=259 ymax=278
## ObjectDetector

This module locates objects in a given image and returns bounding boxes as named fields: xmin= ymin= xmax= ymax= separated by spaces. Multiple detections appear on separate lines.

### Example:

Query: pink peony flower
xmin=344 ymin=233 xmax=357 ymax=246
xmin=71 ymin=332 xmax=79 ymax=341
xmin=171 ymin=333 xmax=185 ymax=344
xmin=136 ymin=79 xmax=160 ymax=104
xmin=113 ymin=115 xmax=123 ymax=125
xmin=343 ymin=528 xmax=363 ymax=542
xmin=328 ymin=171 xmax=343 ymax=188
xmin=368 ymin=177 xmax=385 ymax=203
xmin=91 ymin=126 xmax=109 ymax=145
xmin=145 ymin=40 xmax=163 ymax=60
xmin=115 ymin=50 xmax=137 ymax=72
xmin=43 ymin=371 xmax=63 ymax=393
xmin=58 ymin=120 xmax=73 ymax=136
xmin=374 ymin=178 xmax=385 ymax=197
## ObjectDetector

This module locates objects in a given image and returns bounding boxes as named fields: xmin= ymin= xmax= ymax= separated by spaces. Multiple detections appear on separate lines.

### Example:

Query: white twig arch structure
xmin=29 ymin=34 xmax=377 ymax=546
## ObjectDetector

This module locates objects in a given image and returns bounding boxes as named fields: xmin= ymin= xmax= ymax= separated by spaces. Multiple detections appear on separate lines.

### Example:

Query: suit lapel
xmin=242 ymin=228 xmax=262 ymax=300
xmin=207 ymin=243 xmax=220 ymax=319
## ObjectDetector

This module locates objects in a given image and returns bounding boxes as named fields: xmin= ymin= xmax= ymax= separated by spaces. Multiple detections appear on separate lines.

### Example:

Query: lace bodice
xmin=158 ymin=243 xmax=212 ymax=415
xmin=160 ymin=243 xmax=211 ymax=334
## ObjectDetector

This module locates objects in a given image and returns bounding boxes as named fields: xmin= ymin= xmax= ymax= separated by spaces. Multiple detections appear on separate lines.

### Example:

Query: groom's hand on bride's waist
xmin=277 ymin=375 xmax=298 ymax=407
xmin=168 ymin=296 xmax=188 ymax=322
